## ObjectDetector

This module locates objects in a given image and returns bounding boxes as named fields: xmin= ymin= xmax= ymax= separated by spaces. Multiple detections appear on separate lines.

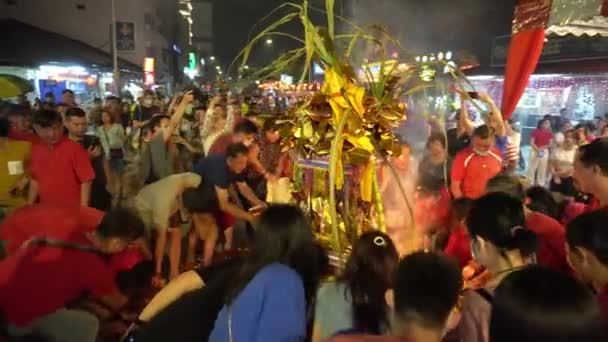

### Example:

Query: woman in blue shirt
xmin=209 ymin=205 xmax=327 ymax=342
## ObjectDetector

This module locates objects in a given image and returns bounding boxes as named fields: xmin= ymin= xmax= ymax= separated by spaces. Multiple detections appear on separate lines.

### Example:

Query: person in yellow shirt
xmin=0 ymin=117 xmax=31 ymax=220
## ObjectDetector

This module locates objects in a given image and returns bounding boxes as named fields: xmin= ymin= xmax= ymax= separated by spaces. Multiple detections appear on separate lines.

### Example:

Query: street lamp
xmin=244 ymin=65 xmax=249 ymax=70
xmin=215 ymin=66 xmax=220 ymax=70
xmin=210 ymin=56 xmax=216 ymax=61
xmin=265 ymin=38 xmax=273 ymax=45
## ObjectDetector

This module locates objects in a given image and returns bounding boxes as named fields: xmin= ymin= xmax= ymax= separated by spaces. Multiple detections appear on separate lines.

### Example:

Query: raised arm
xmin=479 ymin=92 xmax=505 ymax=137
xmin=459 ymin=99 xmax=475 ymax=137
xmin=163 ymin=91 xmax=194 ymax=142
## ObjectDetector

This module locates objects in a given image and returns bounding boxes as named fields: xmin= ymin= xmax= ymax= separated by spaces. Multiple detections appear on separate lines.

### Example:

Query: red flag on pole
xmin=501 ymin=0 xmax=551 ymax=120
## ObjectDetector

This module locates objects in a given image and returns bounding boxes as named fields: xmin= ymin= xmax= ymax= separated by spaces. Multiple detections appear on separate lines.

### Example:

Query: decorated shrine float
xmin=234 ymin=0 xmax=476 ymax=256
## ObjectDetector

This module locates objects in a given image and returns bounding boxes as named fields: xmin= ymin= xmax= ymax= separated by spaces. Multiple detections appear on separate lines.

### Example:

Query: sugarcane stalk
xmin=328 ymin=109 xmax=350 ymax=253
xmin=372 ymin=160 xmax=387 ymax=233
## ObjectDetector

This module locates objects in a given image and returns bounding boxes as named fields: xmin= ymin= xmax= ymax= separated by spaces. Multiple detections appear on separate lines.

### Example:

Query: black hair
xmin=467 ymin=193 xmax=538 ymax=258
xmin=472 ymin=124 xmax=494 ymax=139
xmin=225 ymin=142 xmax=249 ymax=158
xmin=426 ymin=132 xmax=447 ymax=150
xmin=226 ymin=205 xmax=325 ymax=310
xmin=262 ymin=118 xmax=278 ymax=133
xmin=525 ymin=186 xmax=561 ymax=221
xmin=566 ymin=210 xmax=608 ymax=266
xmin=417 ymin=172 xmax=445 ymax=195
xmin=490 ymin=266 xmax=605 ymax=342
xmin=338 ymin=231 xmax=399 ymax=334
xmin=451 ymin=197 xmax=474 ymax=222
xmin=61 ymin=89 xmax=74 ymax=95
xmin=64 ymin=107 xmax=86 ymax=119
xmin=32 ymin=110 xmax=62 ymax=128
xmin=0 ymin=117 xmax=9 ymax=137
xmin=96 ymin=207 xmax=145 ymax=242
xmin=143 ymin=89 xmax=154 ymax=96
xmin=393 ymin=252 xmax=462 ymax=330
xmin=538 ymin=118 xmax=552 ymax=130
xmin=147 ymin=114 xmax=170 ymax=129
xmin=233 ymin=119 xmax=258 ymax=135
xmin=577 ymin=138 xmax=608 ymax=176
xmin=486 ymin=175 xmax=525 ymax=201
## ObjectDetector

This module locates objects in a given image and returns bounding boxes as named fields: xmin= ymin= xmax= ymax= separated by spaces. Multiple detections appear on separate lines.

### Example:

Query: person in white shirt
xmin=133 ymin=172 xmax=201 ymax=285
xmin=549 ymin=129 xmax=577 ymax=197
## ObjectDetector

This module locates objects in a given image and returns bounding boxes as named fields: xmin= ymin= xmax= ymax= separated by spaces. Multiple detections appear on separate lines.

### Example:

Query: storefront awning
xmin=0 ymin=19 xmax=141 ymax=73
xmin=546 ymin=0 xmax=608 ymax=36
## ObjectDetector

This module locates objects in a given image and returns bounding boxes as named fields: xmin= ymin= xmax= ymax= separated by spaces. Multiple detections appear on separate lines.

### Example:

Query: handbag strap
xmin=21 ymin=236 xmax=103 ymax=256
xmin=228 ymin=307 xmax=233 ymax=342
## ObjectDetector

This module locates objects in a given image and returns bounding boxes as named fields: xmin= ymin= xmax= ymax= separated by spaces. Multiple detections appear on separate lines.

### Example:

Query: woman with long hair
xmin=209 ymin=205 xmax=327 ymax=342
xmin=312 ymin=231 xmax=399 ymax=341
xmin=97 ymin=108 xmax=126 ymax=198
xmin=456 ymin=192 xmax=539 ymax=342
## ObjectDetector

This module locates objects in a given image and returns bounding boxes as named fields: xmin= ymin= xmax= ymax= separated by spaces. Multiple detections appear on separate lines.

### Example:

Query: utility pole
xmin=111 ymin=0 xmax=120 ymax=95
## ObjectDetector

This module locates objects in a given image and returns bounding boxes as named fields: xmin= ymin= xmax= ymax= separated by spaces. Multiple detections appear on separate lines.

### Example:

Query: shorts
xmin=215 ymin=210 xmax=236 ymax=230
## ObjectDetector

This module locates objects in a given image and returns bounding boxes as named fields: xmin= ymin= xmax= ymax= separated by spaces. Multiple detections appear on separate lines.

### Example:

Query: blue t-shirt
xmin=209 ymin=263 xmax=306 ymax=342
xmin=315 ymin=281 xmax=354 ymax=340
xmin=495 ymin=135 xmax=508 ymax=157
xmin=194 ymin=154 xmax=246 ymax=192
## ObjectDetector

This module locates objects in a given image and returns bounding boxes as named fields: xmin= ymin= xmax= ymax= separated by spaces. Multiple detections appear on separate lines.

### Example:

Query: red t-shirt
xmin=8 ymin=128 xmax=41 ymax=145
xmin=0 ymin=234 xmax=118 ymax=326
xmin=525 ymin=211 xmax=569 ymax=273
xmin=451 ymin=147 xmax=503 ymax=199
xmin=531 ymin=129 xmax=553 ymax=149
xmin=0 ymin=204 xmax=103 ymax=255
xmin=30 ymin=138 xmax=95 ymax=206
xmin=208 ymin=133 xmax=234 ymax=156
xmin=444 ymin=224 xmax=472 ymax=269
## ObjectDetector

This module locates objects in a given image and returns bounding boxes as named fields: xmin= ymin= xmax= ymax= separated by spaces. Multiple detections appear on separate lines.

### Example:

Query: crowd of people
xmin=0 ymin=86 xmax=608 ymax=342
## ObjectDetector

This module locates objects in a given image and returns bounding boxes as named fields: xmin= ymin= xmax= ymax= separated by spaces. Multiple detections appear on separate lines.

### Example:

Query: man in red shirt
xmin=0 ymin=207 xmax=144 ymax=342
xmin=28 ymin=109 xmax=95 ymax=206
xmin=485 ymin=175 xmax=570 ymax=274
xmin=451 ymin=125 xmax=503 ymax=199
xmin=573 ymin=138 xmax=608 ymax=212
xmin=327 ymin=253 xmax=462 ymax=342
xmin=565 ymin=210 xmax=608 ymax=324
xmin=208 ymin=119 xmax=259 ymax=156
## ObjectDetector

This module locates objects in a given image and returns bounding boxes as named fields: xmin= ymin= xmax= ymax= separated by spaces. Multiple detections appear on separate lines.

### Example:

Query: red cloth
xmin=30 ymin=138 xmax=95 ymax=206
xmin=208 ymin=133 xmax=234 ymax=156
xmin=451 ymin=147 xmax=503 ymax=199
xmin=530 ymin=129 xmax=553 ymax=148
xmin=525 ymin=212 xmax=569 ymax=273
xmin=0 ymin=234 xmax=118 ymax=326
xmin=0 ymin=204 xmax=103 ymax=255
xmin=501 ymin=28 xmax=546 ymax=119
xmin=8 ymin=128 xmax=41 ymax=145
xmin=444 ymin=224 xmax=472 ymax=269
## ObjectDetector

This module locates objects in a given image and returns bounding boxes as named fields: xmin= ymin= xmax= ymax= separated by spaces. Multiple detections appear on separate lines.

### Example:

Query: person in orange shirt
xmin=451 ymin=125 xmax=502 ymax=199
